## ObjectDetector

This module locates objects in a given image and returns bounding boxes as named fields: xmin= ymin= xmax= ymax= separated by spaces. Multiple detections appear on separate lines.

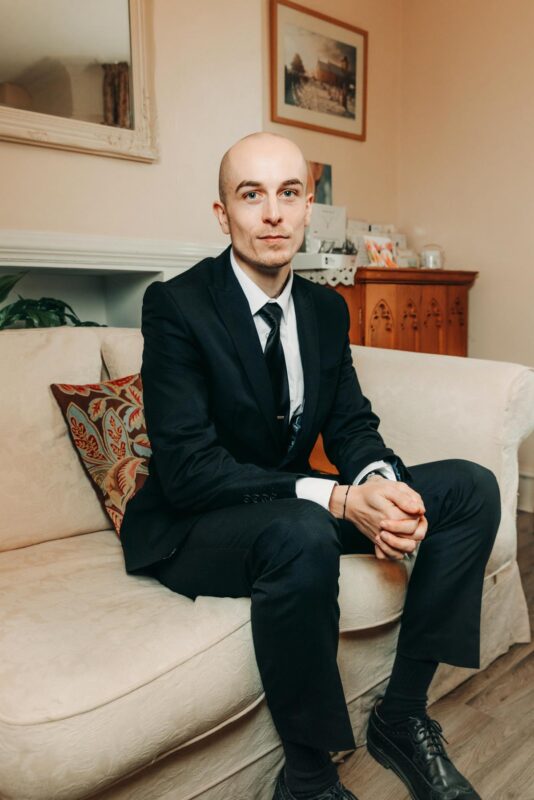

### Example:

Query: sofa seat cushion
xmin=0 ymin=533 xmax=409 ymax=726
xmin=0 ymin=531 xmax=257 ymax=728
xmin=0 ymin=530 xmax=408 ymax=799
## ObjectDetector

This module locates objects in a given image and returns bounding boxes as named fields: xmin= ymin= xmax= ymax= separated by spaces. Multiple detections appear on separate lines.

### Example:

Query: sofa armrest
xmin=350 ymin=345 xmax=534 ymax=564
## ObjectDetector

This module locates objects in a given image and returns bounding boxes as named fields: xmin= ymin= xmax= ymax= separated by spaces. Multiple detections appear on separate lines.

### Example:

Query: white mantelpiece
xmin=0 ymin=230 xmax=222 ymax=274
xmin=0 ymin=230 xmax=223 ymax=327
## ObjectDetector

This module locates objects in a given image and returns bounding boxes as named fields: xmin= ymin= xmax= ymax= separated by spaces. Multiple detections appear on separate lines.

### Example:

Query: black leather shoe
xmin=366 ymin=697 xmax=481 ymax=799
xmin=272 ymin=765 xmax=359 ymax=799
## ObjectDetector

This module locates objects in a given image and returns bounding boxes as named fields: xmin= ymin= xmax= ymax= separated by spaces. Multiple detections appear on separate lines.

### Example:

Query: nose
xmin=262 ymin=194 xmax=282 ymax=225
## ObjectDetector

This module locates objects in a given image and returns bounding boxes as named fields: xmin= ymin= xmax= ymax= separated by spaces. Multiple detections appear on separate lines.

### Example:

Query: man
xmin=120 ymin=132 xmax=501 ymax=800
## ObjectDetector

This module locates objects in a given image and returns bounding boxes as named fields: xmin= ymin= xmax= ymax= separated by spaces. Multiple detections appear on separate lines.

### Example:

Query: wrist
xmin=329 ymin=484 xmax=361 ymax=519
xmin=329 ymin=484 xmax=348 ymax=518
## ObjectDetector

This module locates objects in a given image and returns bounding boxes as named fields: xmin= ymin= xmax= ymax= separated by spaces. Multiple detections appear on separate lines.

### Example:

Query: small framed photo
xmin=269 ymin=0 xmax=368 ymax=141
xmin=306 ymin=160 xmax=332 ymax=204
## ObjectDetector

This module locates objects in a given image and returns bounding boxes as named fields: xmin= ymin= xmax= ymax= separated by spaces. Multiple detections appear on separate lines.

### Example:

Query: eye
xmin=282 ymin=189 xmax=297 ymax=198
xmin=244 ymin=191 xmax=259 ymax=200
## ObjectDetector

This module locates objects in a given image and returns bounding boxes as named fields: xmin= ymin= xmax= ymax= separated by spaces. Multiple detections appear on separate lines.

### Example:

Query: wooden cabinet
xmin=333 ymin=268 xmax=478 ymax=356
xmin=308 ymin=267 xmax=479 ymax=473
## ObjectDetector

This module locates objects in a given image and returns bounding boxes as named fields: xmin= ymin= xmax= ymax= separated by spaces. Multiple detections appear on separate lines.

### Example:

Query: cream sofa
xmin=1 ymin=325 xmax=533 ymax=800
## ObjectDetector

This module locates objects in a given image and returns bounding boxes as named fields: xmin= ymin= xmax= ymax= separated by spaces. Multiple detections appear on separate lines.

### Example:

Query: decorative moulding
xmin=0 ymin=230 xmax=223 ymax=273
xmin=0 ymin=0 xmax=158 ymax=162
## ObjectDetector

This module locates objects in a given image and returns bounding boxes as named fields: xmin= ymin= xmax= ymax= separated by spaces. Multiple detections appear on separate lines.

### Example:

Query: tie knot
xmin=257 ymin=302 xmax=283 ymax=330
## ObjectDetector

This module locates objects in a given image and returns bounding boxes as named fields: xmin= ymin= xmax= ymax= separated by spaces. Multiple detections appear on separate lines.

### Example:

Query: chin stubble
xmin=234 ymin=245 xmax=291 ymax=274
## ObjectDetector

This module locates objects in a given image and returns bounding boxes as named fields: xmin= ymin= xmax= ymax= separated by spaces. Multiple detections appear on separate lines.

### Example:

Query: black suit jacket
xmin=120 ymin=245 xmax=411 ymax=574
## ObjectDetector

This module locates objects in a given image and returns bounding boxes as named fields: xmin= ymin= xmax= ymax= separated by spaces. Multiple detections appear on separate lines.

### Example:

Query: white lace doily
xmin=296 ymin=266 xmax=357 ymax=286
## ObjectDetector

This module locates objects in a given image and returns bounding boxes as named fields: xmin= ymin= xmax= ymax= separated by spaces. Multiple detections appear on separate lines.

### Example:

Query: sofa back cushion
xmin=0 ymin=327 xmax=112 ymax=552
xmin=100 ymin=329 xmax=143 ymax=379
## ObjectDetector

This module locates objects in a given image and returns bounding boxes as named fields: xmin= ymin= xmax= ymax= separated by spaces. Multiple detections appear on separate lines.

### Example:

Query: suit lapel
xmin=208 ymin=248 xmax=280 ymax=450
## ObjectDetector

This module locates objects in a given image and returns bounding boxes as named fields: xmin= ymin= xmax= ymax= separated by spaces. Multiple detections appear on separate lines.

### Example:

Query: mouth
xmin=258 ymin=235 xmax=289 ymax=242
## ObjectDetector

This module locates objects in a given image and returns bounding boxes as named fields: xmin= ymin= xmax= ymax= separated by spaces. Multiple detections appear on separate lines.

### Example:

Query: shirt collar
xmin=229 ymin=246 xmax=293 ymax=320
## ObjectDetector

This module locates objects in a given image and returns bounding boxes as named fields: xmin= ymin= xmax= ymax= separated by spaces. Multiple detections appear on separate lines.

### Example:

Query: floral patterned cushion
xmin=50 ymin=374 xmax=151 ymax=536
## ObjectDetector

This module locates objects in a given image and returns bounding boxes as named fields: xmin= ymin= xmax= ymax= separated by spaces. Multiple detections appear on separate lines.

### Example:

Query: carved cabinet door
xmin=420 ymin=285 xmax=447 ymax=354
xmin=446 ymin=287 xmax=468 ymax=356
xmin=331 ymin=268 xmax=476 ymax=356
xmin=397 ymin=285 xmax=422 ymax=352
xmin=365 ymin=285 xmax=397 ymax=349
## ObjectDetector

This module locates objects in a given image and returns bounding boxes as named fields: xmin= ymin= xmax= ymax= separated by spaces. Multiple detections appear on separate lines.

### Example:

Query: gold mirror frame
xmin=0 ymin=0 xmax=158 ymax=162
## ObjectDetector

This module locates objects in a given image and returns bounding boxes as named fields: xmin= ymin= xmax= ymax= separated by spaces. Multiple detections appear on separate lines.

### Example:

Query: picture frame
xmin=269 ymin=0 xmax=368 ymax=141
xmin=0 ymin=0 xmax=158 ymax=162
xmin=306 ymin=160 xmax=332 ymax=204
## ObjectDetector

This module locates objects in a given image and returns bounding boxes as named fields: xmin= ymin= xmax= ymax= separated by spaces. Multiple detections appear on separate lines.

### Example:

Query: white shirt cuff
xmin=353 ymin=460 xmax=397 ymax=485
xmin=296 ymin=477 xmax=338 ymax=510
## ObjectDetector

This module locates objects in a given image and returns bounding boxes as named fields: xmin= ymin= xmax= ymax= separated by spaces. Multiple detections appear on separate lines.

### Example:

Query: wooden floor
xmin=338 ymin=511 xmax=534 ymax=800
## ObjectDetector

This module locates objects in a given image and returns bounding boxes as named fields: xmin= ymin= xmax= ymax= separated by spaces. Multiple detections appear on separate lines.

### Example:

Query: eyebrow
xmin=234 ymin=178 xmax=304 ymax=194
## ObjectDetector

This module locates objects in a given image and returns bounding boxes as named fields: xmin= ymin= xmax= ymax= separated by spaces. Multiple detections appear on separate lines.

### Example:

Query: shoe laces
xmin=409 ymin=715 xmax=449 ymax=760
xmin=316 ymin=779 xmax=356 ymax=799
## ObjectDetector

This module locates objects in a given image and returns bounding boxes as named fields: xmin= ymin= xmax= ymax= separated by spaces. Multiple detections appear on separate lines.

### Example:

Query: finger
xmin=411 ymin=514 xmax=428 ymax=542
xmin=379 ymin=517 xmax=420 ymax=535
xmin=395 ymin=491 xmax=425 ymax=516
xmin=371 ymin=494 xmax=419 ymax=521
xmin=398 ymin=482 xmax=426 ymax=510
xmin=374 ymin=543 xmax=388 ymax=559
xmin=377 ymin=530 xmax=418 ymax=554
xmin=371 ymin=489 xmax=423 ymax=521
xmin=385 ymin=514 xmax=428 ymax=541
xmin=374 ymin=538 xmax=405 ymax=560
xmin=383 ymin=482 xmax=426 ymax=515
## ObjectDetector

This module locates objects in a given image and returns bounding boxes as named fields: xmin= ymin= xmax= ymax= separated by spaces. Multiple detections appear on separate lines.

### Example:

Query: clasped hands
xmin=329 ymin=475 xmax=428 ymax=560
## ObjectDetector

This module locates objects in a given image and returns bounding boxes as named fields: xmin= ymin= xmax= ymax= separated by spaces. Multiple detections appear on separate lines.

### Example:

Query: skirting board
xmin=518 ymin=472 xmax=534 ymax=513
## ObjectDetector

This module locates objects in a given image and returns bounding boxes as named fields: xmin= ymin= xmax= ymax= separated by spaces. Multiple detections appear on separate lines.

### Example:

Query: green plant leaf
xmin=0 ymin=272 xmax=28 ymax=304
xmin=37 ymin=308 xmax=63 ymax=326
xmin=0 ymin=292 xmax=107 ymax=329
xmin=39 ymin=297 xmax=79 ymax=315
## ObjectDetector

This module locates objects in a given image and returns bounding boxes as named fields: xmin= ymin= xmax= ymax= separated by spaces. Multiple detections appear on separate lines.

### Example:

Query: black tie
xmin=257 ymin=302 xmax=290 ymax=446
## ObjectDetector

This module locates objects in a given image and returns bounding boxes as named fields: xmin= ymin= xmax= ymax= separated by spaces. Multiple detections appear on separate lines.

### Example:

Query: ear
xmin=303 ymin=191 xmax=314 ymax=227
xmin=212 ymin=200 xmax=230 ymax=235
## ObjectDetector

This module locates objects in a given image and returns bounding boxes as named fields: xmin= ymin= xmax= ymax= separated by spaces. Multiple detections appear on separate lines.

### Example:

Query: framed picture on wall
xmin=269 ymin=0 xmax=368 ymax=141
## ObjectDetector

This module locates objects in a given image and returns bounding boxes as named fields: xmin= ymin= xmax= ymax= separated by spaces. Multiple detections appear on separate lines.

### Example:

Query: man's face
xmin=213 ymin=136 xmax=313 ymax=274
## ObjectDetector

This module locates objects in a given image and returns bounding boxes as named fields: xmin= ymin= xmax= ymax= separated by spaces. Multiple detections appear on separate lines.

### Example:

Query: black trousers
xmin=145 ymin=458 xmax=501 ymax=752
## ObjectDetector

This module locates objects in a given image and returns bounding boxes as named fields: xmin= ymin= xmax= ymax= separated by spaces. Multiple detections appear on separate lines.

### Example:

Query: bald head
xmin=212 ymin=130 xmax=314 ymax=281
xmin=218 ymin=131 xmax=308 ymax=204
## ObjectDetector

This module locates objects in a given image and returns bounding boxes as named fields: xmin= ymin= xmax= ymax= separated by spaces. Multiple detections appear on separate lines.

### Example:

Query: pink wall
xmin=0 ymin=0 xmax=403 ymax=243
xmin=0 ymin=0 xmax=264 ymax=246
xmin=398 ymin=0 xmax=534 ymax=471
xmin=263 ymin=0 xmax=403 ymax=224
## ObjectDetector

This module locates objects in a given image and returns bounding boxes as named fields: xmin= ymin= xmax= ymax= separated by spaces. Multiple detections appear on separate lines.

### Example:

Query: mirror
xmin=0 ymin=0 xmax=157 ymax=161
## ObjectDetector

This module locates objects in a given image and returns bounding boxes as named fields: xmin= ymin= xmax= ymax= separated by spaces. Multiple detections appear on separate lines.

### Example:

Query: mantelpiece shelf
xmin=0 ymin=231 xmax=220 ymax=327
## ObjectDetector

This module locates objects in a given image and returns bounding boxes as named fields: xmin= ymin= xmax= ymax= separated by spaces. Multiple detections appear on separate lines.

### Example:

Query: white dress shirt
xmin=229 ymin=247 xmax=397 ymax=509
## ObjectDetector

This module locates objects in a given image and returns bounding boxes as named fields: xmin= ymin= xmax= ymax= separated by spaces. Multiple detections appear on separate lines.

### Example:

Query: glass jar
xmin=420 ymin=244 xmax=445 ymax=269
